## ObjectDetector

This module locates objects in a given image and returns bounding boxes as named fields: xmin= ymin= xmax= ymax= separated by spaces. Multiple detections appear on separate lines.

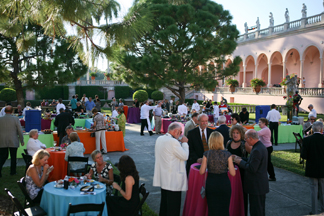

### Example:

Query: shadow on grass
xmin=272 ymin=149 xmax=305 ymax=176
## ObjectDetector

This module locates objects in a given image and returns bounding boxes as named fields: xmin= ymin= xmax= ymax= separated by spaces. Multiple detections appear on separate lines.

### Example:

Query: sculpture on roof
xmin=269 ymin=12 xmax=274 ymax=27
xmin=285 ymin=8 xmax=290 ymax=23
xmin=301 ymin=3 xmax=307 ymax=18
xmin=256 ymin=17 xmax=260 ymax=31
xmin=244 ymin=22 xmax=248 ymax=34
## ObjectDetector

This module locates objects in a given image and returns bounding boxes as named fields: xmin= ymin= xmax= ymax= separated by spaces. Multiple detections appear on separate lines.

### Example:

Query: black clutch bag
xmin=80 ymin=185 xmax=94 ymax=192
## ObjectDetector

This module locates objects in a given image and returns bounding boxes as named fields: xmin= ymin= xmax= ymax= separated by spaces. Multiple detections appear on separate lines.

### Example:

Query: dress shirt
xmin=213 ymin=105 xmax=219 ymax=117
xmin=257 ymin=127 xmax=272 ymax=148
xmin=56 ymin=103 xmax=66 ymax=114
xmin=154 ymin=107 xmax=163 ymax=116
xmin=140 ymin=104 xmax=157 ymax=119
xmin=85 ymin=100 xmax=96 ymax=111
xmin=266 ymin=109 xmax=281 ymax=122
xmin=111 ymin=110 xmax=118 ymax=118
xmin=308 ymin=109 xmax=317 ymax=118
xmin=191 ymin=103 xmax=200 ymax=112
xmin=84 ymin=97 xmax=89 ymax=102
xmin=22 ymin=106 xmax=32 ymax=116
xmin=64 ymin=141 xmax=85 ymax=170
xmin=199 ymin=127 xmax=207 ymax=141
xmin=26 ymin=138 xmax=46 ymax=156
xmin=178 ymin=104 xmax=187 ymax=115
xmin=0 ymin=107 xmax=5 ymax=117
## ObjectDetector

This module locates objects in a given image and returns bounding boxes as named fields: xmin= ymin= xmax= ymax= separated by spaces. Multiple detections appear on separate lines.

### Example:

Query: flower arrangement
xmin=280 ymin=74 xmax=300 ymax=86
xmin=60 ymin=143 xmax=68 ymax=149
xmin=250 ymin=78 xmax=266 ymax=87
xmin=226 ymin=79 xmax=239 ymax=87
xmin=68 ymin=177 xmax=80 ymax=185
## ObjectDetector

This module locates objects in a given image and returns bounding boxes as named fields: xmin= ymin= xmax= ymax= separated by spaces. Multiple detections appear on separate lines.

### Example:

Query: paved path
xmin=5 ymin=123 xmax=319 ymax=215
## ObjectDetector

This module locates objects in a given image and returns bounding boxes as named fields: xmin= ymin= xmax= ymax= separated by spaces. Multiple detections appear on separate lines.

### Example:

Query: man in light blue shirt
xmin=85 ymin=97 xmax=96 ymax=116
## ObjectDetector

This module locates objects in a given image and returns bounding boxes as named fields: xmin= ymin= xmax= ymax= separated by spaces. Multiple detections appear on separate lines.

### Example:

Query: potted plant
xmin=226 ymin=79 xmax=239 ymax=93
xmin=89 ymin=72 xmax=97 ymax=80
xmin=250 ymin=78 xmax=266 ymax=94
xmin=105 ymin=73 xmax=111 ymax=81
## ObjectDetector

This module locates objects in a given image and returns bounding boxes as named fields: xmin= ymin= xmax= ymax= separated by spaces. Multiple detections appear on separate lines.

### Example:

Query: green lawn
xmin=248 ymin=111 xmax=324 ymax=122
xmin=272 ymin=149 xmax=305 ymax=176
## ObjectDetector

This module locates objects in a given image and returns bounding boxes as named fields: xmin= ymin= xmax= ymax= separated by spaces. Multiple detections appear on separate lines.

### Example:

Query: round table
xmin=182 ymin=163 xmax=244 ymax=216
xmin=127 ymin=107 xmax=141 ymax=123
xmin=45 ymin=148 xmax=68 ymax=182
xmin=40 ymin=181 xmax=108 ymax=216
xmin=161 ymin=118 xmax=185 ymax=134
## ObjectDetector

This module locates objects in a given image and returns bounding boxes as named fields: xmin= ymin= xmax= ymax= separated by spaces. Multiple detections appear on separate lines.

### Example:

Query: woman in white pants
xmin=92 ymin=108 xmax=107 ymax=154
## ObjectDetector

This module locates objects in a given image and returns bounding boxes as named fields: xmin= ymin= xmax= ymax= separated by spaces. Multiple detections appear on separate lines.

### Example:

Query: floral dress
xmin=90 ymin=162 xmax=113 ymax=194
xmin=26 ymin=167 xmax=43 ymax=200
xmin=117 ymin=113 xmax=126 ymax=137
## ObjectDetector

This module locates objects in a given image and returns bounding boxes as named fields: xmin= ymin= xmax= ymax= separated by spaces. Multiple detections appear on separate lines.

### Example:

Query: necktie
xmin=202 ymin=129 xmax=209 ymax=152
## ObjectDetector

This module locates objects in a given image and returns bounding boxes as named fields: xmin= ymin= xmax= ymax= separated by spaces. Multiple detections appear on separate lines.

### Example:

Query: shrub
xmin=35 ymin=86 xmax=69 ymax=100
xmin=75 ymin=86 xmax=108 ymax=99
xmin=0 ymin=88 xmax=16 ymax=102
xmin=115 ymin=86 xmax=133 ymax=99
xmin=226 ymin=79 xmax=239 ymax=87
xmin=250 ymin=78 xmax=266 ymax=87
xmin=133 ymin=90 xmax=148 ymax=102
xmin=151 ymin=90 xmax=164 ymax=101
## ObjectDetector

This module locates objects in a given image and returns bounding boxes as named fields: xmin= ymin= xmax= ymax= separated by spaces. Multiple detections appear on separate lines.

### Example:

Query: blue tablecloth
xmin=85 ymin=119 xmax=93 ymax=129
xmin=40 ymin=181 xmax=108 ymax=216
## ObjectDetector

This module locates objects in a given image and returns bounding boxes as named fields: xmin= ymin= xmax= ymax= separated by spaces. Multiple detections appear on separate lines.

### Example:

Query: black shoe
xmin=100 ymin=149 xmax=107 ymax=154
xmin=309 ymin=212 xmax=314 ymax=215
xmin=268 ymin=177 xmax=276 ymax=181
xmin=274 ymin=144 xmax=278 ymax=146
xmin=140 ymin=134 xmax=144 ymax=136
xmin=149 ymin=132 xmax=154 ymax=136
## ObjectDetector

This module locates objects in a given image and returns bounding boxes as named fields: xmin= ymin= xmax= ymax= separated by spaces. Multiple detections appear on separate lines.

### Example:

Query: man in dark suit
xmin=215 ymin=115 xmax=230 ymax=147
xmin=186 ymin=114 xmax=214 ymax=175
xmin=54 ymin=108 xmax=75 ymax=144
xmin=234 ymin=129 xmax=269 ymax=216
xmin=301 ymin=121 xmax=324 ymax=215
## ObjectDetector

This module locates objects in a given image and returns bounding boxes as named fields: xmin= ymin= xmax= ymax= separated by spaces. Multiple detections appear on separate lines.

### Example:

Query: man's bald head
xmin=5 ymin=106 xmax=13 ymax=113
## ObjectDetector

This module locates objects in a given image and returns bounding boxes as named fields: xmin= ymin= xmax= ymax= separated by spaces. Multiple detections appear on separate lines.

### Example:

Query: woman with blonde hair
xmin=26 ymin=149 xmax=53 ymax=204
xmin=200 ymin=131 xmax=235 ymax=216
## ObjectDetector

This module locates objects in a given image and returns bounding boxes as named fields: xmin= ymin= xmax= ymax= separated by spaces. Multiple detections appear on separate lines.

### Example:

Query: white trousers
xmin=95 ymin=130 xmax=107 ymax=153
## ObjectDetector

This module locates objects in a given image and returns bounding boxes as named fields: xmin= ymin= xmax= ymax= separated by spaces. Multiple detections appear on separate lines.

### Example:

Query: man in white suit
xmin=191 ymin=99 xmax=200 ymax=113
xmin=140 ymin=100 xmax=157 ymax=136
xmin=153 ymin=122 xmax=189 ymax=216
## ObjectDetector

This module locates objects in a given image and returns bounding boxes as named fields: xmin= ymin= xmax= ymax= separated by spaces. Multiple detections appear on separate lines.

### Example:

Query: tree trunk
xmin=11 ymin=55 xmax=25 ymax=108
xmin=179 ymin=86 xmax=186 ymax=104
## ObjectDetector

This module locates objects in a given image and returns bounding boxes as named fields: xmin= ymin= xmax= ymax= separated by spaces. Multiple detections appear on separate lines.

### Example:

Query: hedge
xmin=35 ymin=86 xmax=69 ymax=100
xmin=151 ymin=90 xmax=164 ymax=101
xmin=75 ymin=86 xmax=108 ymax=99
xmin=115 ymin=86 xmax=133 ymax=99
xmin=133 ymin=90 xmax=148 ymax=102
xmin=134 ymin=88 xmax=157 ymax=99
xmin=0 ymin=88 xmax=16 ymax=102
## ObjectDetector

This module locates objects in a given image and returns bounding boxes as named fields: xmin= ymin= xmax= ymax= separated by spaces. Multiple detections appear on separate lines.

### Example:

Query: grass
xmin=248 ymin=111 xmax=324 ymax=122
xmin=272 ymin=149 xmax=305 ymax=176
xmin=0 ymin=161 xmax=157 ymax=216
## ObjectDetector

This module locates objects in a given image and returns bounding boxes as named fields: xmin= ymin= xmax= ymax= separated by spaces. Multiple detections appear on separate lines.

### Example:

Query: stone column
xmin=242 ymin=64 xmax=247 ymax=87
xmin=254 ymin=63 xmax=258 ymax=79
xmin=300 ymin=59 xmax=304 ymax=87
xmin=267 ymin=62 xmax=272 ymax=87
xmin=319 ymin=57 xmax=323 ymax=88
xmin=282 ymin=61 xmax=286 ymax=94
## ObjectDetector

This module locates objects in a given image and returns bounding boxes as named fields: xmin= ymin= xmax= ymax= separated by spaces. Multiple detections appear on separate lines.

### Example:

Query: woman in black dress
xmin=107 ymin=155 xmax=140 ymax=216
xmin=226 ymin=125 xmax=252 ymax=216
xmin=200 ymin=131 xmax=236 ymax=216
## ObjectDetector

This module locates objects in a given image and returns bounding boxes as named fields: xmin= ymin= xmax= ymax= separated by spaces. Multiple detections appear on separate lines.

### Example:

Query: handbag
xmin=90 ymin=132 xmax=95 ymax=137
xmin=200 ymin=151 xmax=209 ymax=199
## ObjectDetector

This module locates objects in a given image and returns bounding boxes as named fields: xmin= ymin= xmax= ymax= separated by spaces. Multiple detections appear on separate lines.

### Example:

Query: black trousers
xmin=0 ymin=147 xmax=17 ymax=175
xmin=249 ymin=194 xmax=266 ymax=216
xmin=269 ymin=122 xmax=279 ymax=145
xmin=267 ymin=146 xmax=276 ymax=179
xmin=140 ymin=119 xmax=151 ymax=135
xmin=58 ymin=132 xmax=67 ymax=145
xmin=159 ymin=189 xmax=181 ymax=216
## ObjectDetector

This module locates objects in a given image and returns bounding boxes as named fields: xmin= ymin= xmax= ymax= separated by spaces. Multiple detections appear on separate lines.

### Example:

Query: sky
xmin=96 ymin=0 xmax=323 ymax=71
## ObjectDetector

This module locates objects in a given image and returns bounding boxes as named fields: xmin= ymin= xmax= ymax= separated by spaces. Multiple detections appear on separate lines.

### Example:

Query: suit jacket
xmin=215 ymin=124 xmax=230 ymax=147
xmin=239 ymin=141 xmax=269 ymax=195
xmin=153 ymin=133 xmax=189 ymax=191
xmin=0 ymin=114 xmax=24 ymax=148
xmin=54 ymin=112 xmax=75 ymax=136
xmin=186 ymin=127 xmax=214 ymax=174
xmin=301 ymin=133 xmax=324 ymax=178
xmin=184 ymin=120 xmax=196 ymax=137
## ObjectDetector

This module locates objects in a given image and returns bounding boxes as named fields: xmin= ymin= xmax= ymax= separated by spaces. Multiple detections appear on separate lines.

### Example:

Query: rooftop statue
xmin=256 ymin=17 xmax=260 ymax=30
xmin=301 ymin=3 xmax=307 ymax=18
xmin=285 ymin=8 xmax=290 ymax=23
xmin=269 ymin=12 xmax=274 ymax=27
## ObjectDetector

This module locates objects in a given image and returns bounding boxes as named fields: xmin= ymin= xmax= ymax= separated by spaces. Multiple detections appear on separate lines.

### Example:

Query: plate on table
xmin=54 ymin=184 xmax=64 ymax=188
xmin=87 ymin=179 xmax=95 ymax=183
xmin=94 ymin=184 xmax=104 ymax=189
